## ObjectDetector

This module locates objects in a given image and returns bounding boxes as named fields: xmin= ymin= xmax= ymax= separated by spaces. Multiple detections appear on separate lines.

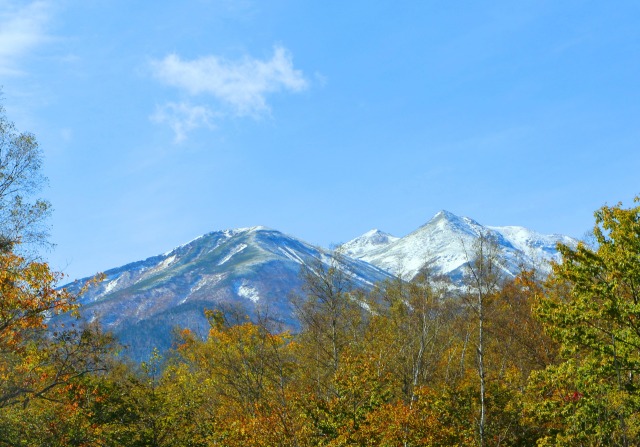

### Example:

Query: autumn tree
xmin=461 ymin=232 xmax=504 ymax=447
xmin=0 ymin=251 xmax=115 ymax=445
xmin=170 ymin=309 xmax=307 ymax=447
xmin=291 ymin=251 xmax=369 ymax=396
xmin=366 ymin=274 xmax=453 ymax=403
xmin=527 ymin=198 xmax=640 ymax=446
xmin=0 ymin=325 xmax=116 ymax=446
xmin=0 ymin=250 xmax=97 ymax=408
xmin=490 ymin=269 xmax=559 ymax=383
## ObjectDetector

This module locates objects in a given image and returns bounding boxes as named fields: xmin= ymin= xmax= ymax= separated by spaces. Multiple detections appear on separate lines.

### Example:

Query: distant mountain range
xmin=341 ymin=210 xmax=576 ymax=282
xmin=61 ymin=211 xmax=577 ymax=359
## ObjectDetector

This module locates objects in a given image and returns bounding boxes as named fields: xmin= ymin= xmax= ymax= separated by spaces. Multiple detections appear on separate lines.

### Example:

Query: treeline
xmin=2 ymin=199 xmax=640 ymax=446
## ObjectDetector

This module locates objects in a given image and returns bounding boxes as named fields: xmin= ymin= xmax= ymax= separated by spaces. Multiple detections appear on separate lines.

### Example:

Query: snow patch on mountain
xmin=146 ymin=255 xmax=177 ymax=276
xmin=218 ymin=243 xmax=248 ymax=266
xmin=488 ymin=225 xmax=574 ymax=264
xmin=237 ymin=282 xmax=260 ymax=303
xmin=223 ymin=226 xmax=269 ymax=238
xmin=164 ymin=235 xmax=205 ymax=256
xmin=161 ymin=255 xmax=176 ymax=267
xmin=103 ymin=276 xmax=120 ymax=294
xmin=189 ymin=273 xmax=228 ymax=296
xmin=278 ymin=246 xmax=307 ymax=264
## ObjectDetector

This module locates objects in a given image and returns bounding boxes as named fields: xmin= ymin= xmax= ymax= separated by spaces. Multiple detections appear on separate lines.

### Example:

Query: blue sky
xmin=1 ymin=0 xmax=639 ymax=281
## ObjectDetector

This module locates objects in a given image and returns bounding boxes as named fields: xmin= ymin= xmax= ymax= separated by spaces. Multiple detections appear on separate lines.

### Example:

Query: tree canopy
xmin=528 ymin=198 xmax=640 ymax=446
xmin=0 ymin=103 xmax=51 ymax=253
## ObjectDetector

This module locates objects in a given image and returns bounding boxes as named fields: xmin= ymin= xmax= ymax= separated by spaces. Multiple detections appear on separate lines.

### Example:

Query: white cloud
xmin=150 ymin=102 xmax=216 ymax=143
xmin=0 ymin=1 xmax=51 ymax=76
xmin=150 ymin=46 xmax=308 ymax=141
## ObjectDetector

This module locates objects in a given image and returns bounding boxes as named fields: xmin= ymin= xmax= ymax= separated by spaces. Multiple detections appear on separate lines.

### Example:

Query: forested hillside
xmin=3 ymin=196 xmax=640 ymax=446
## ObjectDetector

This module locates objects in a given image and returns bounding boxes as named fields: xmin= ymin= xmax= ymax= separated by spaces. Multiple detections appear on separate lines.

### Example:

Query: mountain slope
xmin=339 ymin=229 xmax=399 ymax=258
xmin=342 ymin=210 xmax=577 ymax=281
xmin=63 ymin=226 xmax=393 ymax=359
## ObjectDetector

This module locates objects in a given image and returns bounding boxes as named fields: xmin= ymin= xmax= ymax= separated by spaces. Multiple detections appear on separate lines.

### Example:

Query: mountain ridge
xmin=61 ymin=211 xmax=577 ymax=359
xmin=62 ymin=226 xmax=393 ymax=359
xmin=341 ymin=210 xmax=577 ymax=281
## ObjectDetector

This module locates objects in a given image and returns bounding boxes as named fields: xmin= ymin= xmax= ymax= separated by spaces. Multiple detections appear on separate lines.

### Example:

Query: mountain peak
xmin=346 ymin=211 xmax=576 ymax=280
xmin=430 ymin=210 xmax=467 ymax=224
xmin=242 ymin=225 xmax=270 ymax=232
xmin=425 ymin=210 xmax=484 ymax=232
xmin=361 ymin=228 xmax=391 ymax=239
xmin=220 ymin=225 xmax=271 ymax=237
xmin=433 ymin=209 xmax=458 ymax=219
xmin=340 ymin=229 xmax=399 ymax=258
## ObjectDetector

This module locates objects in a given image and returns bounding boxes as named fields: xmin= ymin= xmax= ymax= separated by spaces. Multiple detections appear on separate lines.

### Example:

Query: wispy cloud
xmin=150 ymin=102 xmax=216 ymax=143
xmin=0 ymin=1 xmax=51 ymax=76
xmin=150 ymin=46 xmax=308 ymax=141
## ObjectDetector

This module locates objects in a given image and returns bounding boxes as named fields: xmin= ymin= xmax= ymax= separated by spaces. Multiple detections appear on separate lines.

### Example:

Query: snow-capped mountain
xmin=61 ymin=212 xmax=576 ymax=360
xmin=339 ymin=229 xmax=399 ymax=258
xmin=62 ymin=226 xmax=393 ymax=359
xmin=341 ymin=210 xmax=577 ymax=281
